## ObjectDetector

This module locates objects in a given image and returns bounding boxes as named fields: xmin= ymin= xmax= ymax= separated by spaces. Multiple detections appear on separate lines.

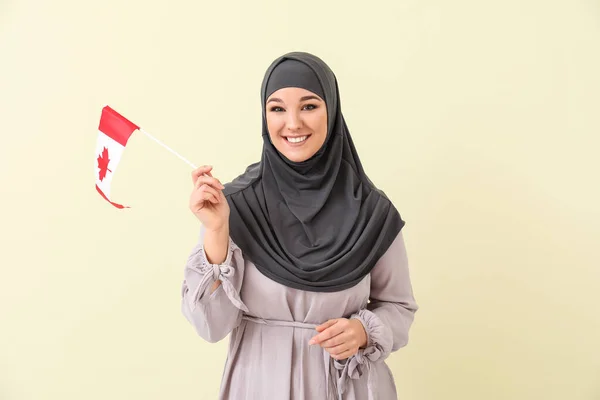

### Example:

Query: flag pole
xmin=140 ymin=129 xmax=197 ymax=169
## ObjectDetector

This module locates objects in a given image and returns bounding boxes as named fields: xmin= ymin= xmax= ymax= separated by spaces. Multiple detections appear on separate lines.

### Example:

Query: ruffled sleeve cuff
xmin=330 ymin=309 xmax=393 ymax=399
xmin=183 ymin=237 xmax=248 ymax=313
xmin=351 ymin=308 xmax=393 ymax=360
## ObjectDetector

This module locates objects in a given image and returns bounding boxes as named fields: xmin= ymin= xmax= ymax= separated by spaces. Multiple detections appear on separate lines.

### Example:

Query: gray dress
xmin=180 ymin=228 xmax=418 ymax=400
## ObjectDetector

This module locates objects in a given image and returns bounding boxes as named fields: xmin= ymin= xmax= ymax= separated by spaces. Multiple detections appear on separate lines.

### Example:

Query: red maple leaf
xmin=97 ymin=147 xmax=112 ymax=181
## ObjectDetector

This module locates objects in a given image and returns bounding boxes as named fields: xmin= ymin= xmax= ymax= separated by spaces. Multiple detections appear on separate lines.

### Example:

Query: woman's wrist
xmin=204 ymin=225 xmax=230 ymax=264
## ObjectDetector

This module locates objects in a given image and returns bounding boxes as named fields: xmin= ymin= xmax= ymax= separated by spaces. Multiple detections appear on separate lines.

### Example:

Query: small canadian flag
xmin=95 ymin=105 xmax=139 ymax=209
xmin=94 ymin=105 xmax=196 ymax=209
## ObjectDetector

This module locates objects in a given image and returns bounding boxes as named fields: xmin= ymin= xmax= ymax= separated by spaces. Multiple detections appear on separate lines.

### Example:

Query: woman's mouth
xmin=284 ymin=135 xmax=311 ymax=146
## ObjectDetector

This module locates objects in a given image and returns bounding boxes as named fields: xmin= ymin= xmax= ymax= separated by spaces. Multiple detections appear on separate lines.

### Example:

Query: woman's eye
xmin=270 ymin=106 xmax=284 ymax=112
xmin=303 ymin=104 xmax=317 ymax=111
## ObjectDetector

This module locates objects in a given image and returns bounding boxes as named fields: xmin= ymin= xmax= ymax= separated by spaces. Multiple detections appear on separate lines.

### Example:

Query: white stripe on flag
xmin=95 ymin=131 xmax=124 ymax=199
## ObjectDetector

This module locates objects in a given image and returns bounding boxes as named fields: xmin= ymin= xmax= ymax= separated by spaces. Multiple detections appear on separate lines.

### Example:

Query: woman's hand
xmin=308 ymin=318 xmax=368 ymax=360
xmin=189 ymin=165 xmax=229 ymax=231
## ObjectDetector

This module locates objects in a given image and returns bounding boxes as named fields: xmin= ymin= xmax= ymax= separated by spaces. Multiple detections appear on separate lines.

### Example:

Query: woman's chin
xmin=280 ymin=149 xmax=315 ymax=163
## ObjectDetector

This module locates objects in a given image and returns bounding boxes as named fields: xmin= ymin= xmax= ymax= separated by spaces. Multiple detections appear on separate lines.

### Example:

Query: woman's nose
xmin=286 ymin=111 xmax=302 ymax=131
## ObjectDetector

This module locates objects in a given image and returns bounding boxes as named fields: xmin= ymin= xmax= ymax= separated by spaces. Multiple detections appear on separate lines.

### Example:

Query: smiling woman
xmin=262 ymin=58 xmax=330 ymax=163
xmin=265 ymin=87 xmax=328 ymax=162
xmin=181 ymin=51 xmax=418 ymax=400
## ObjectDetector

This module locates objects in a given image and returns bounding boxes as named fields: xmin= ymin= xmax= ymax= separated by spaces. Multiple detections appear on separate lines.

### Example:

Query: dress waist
xmin=241 ymin=314 xmax=376 ymax=400
xmin=241 ymin=314 xmax=318 ymax=330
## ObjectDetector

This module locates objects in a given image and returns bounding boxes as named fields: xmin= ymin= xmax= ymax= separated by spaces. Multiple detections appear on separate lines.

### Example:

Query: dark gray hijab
xmin=223 ymin=51 xmax=404 ymax=292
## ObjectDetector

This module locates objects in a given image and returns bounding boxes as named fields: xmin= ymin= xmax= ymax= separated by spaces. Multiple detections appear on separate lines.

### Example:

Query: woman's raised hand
xmin=189 ymin=165 xmax=229 ymax=231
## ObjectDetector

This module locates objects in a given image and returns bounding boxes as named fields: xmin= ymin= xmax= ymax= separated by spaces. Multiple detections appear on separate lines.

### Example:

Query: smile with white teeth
xmin=286 ymin=136 xmax=308 ymax=143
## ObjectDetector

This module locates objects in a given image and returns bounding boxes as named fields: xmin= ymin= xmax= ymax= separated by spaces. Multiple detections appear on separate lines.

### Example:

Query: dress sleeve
xmin=180 ymin=226 xmax=249 ymax=343
xmin=351 ymin=230 xmax=418 ymax=362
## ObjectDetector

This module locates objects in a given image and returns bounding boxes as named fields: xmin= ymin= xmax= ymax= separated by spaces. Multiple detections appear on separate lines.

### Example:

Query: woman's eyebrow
xmin=300 ymin=95 xmax=322 ymax=102
xmin=266 ymin=95 xmax=322 ymax=104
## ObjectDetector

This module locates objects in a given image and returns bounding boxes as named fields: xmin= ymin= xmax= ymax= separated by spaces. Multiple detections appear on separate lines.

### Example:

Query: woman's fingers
xmin=324 ymin=341 xmax=350 ymax=355
xmin=309 ymin=320 xmax=344 ymax=346
xmin=204 ymin=192 xmax=219 ymax=204
xmin=195 ymin=190 xmax=218 ymax=206
xmin=191 ymin=165 xmax=214 ymax=183
xmin=194 ymin=174 xmax=225 ymax=190
xmin=191 ymin=166 xmax=225 ymax=206
xmin=319 ymin=332 xmax=348 ymax=349
xmin=191 ymin=165 xmax=212 ymax=182
xmin=198 ymin=184 xmax=220 ymax=204
xmin=315 ymin=319 xmax=337 ymax=332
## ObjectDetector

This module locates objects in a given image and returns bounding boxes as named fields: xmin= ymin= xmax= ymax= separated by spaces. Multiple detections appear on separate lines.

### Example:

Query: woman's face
xmin=265 ymin=87 xmax=328 ymax=163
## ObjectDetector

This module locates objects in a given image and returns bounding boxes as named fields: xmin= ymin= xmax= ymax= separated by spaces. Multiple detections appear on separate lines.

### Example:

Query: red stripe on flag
xmin=98 ymin=105 xmax=139 ymax=147
xmin=96 ymin=184 xmax=129 ymax=209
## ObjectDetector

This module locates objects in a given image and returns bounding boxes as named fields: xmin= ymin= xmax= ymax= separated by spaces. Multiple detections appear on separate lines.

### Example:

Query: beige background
xmin=1 ymin=0 xmax=599 ymax=399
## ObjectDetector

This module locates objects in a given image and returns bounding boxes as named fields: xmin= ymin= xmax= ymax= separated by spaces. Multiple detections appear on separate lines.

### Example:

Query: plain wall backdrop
xmin=1 ymin=0 xmax=599 ymax=399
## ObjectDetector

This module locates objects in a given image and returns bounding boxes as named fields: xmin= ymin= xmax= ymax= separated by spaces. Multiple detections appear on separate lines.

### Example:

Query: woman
xmin=181 ymin=51 xmax=418 ymax=400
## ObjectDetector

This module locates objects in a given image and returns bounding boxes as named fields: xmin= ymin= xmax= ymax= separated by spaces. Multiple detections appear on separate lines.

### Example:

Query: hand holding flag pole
xmin=95 ymin=105 xmax=197 ymax=209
